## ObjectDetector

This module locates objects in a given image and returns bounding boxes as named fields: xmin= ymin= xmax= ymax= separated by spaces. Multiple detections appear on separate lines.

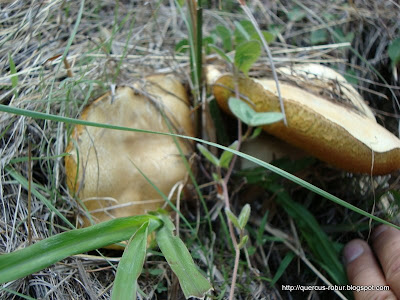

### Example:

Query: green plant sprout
xmin=0 ymin=212 xmax=212 ymax=299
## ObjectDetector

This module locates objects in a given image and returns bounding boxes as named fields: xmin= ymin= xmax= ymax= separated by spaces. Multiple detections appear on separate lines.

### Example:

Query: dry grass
xmin=1 ymin=0 xmax=399 ymax=299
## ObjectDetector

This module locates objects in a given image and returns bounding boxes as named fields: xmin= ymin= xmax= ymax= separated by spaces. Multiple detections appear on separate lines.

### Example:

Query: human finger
xmin=372 ymin=224 xmax=400 ymax=297
xmin=343 ymin=239 xmax=396 ymax=300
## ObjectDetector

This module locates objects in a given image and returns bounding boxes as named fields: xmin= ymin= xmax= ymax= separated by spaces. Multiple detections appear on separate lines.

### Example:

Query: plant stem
xmin=220 ymin=178 xmax=240 ymax=300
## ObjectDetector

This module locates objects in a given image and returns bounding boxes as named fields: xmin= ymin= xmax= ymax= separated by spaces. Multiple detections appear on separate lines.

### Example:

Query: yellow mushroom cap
xmin=212 ymin=72 xmax=400 ymax=175
xmin=65 ymin=74 xmax=194 ymax=228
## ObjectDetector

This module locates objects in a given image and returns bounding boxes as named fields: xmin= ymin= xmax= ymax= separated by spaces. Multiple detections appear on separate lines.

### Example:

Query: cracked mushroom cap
xmin=211 ymin=66 xmax=400 ymax=175
xmin=65 ymin=74 xmax=194 ymax=228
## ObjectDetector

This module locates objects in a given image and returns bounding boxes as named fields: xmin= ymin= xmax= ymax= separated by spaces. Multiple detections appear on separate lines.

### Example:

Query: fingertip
xmin=343 ymin=239 xmax=365 ymax=265
xmin=371 ymin=224 xmax=389 ymax=240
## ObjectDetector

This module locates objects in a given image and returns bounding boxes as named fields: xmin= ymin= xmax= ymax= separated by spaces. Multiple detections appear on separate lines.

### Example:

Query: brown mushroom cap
xmin=65 ymin=74 xmax=194 ymax=228
xmin=212 ymin=72 xmax=400 ymax=175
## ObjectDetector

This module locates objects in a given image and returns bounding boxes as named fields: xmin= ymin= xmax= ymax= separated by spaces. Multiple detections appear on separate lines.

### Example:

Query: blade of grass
xmin=111 ymin=222 xmax=149 ymax=300
xmin=0 ymin=215 xmax=161 ymax=284
xmin=269 ymin=184 xmax=347 ymax=285
xmin=269 ymin=251 xmax=295 ymax=286
xmin=6 ymin=166 xmax=75 ymax=229
xmin=1 ymin=104 xmax=398 ymax=231
xmin=155 ymin=215 xmax=212 ymax=299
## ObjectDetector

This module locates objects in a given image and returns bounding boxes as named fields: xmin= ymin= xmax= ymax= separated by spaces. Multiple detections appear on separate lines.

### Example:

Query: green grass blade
xmin=270 ymin=251 xmax=295 ymax=286
xmin=111 ymin=222 xmax=149 ymax=300
xmin=6 ymin=166 xmax=75 ymax=229
xmin=0 ymin=215 xmax=161 ymax=284
xmin=269 ymin=184 xmax=347 ymax=285
xmin=1 ymin=104 xmax=398 ymax=230
xmin=156 ymin=215 xmax=212 ymax=299
xmin=8 ymin=53 xmax=18 ymax=94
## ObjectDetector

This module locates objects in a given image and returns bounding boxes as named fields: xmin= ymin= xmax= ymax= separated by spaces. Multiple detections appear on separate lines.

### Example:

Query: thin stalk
xmin=27 ymin=138 xmax=32 ymax=245
xmin=220 ymin=178 xmax=240 ymax=300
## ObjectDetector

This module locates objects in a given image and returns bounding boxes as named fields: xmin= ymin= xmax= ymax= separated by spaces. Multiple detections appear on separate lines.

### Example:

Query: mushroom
xmin=65 ymin=74 xmax=194 ymax=228
xmin=211 ymin=64 xmax=400 ymax=175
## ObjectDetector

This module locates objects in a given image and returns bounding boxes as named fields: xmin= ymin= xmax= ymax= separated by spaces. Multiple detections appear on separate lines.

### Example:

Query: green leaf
xmin=0 ymin=215 xmax=162 ymax=284
xmin=228 ymin=97 xmax=255 ymax=124
xmin=234 ymin=40 xmax=261 ymax=75
xmin=269 ymin=184 xmax=347 ymax=285
xmin=287 ymin=8 xmax=306 ymax=22
xmin=111 ymin=222 xmax=149 ymax=300
xmin=209 ymin=44 xmax=233 ymax=64
xmin=197 ymin=143 xmax=220 ymax=166
xmin=1 ymin=103 xmax=398 ymax=232
xmin=238 ymin=235 xmax=249 ymax=249
xmin=155 ymin=215 xmax=212 ymax=299
xmin=333 ymin=28 xmax=355 ymax=43
xmin=270 ymin=251 xmax=295 ymax=286
xmin=219 ymin=140 xmax=239 ymax=169
xmin=256 ymin=211 xmax=269 ymax=246
xmin=389 ymin=37 xmax=400 ymax=66
xmin=310 ymin=29 xmax=328 ymax=45
xmin=234 ymin=20 xmax=251 ymax=44
xmin=248 ymin=111 xmax=283 ymax=127
xmin=8 ymin=53 xmax=18 ymax=95
xmin=250 ymin=31 xmax=275 ymax=44
xmin=225 ymin=208 xmax=240 ymax=229
xmin=202 ymin=36 xmax=215 ymax=54
xmin=249 ymin=126 xmax=263 ymax=139
xmin=175 ymin=38 xmax=189 ymax=53
xmin=214 ymin=25 xmax=232 ymax=52
xmin=212 ymin=172 xmax=220 ymax=182
xmin=238 ymin=204 xmax=251 ymax=230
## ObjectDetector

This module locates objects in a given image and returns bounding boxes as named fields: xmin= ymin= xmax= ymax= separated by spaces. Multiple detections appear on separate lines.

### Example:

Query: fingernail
xmin=372 ymin=225 xmax=388 ymax=240
xmin=343 ymin=241 xmax=364 ymax=264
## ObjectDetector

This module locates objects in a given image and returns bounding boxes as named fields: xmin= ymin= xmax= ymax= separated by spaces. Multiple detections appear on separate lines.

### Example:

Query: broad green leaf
xmin=225 ymin=208 xmax=240 ymax=229
xmin=219 ymin=140 xmax=239 ymax=169
xmin=214 ymin=25 xmax=232 ymax=52
xmin=155 ymin=215 xmax=212 ymax=299
xmin=209 ymin=44 xmax=233 ymax=64
xmin=0 ymin=215 xmax=162 ymax=284
xmin=238 ymin=204 xmax=251 ymax=230
xmin=250 ymin=31 xmax=275 ymax=44
xmin=389 ymin=37 xmax=400 ymax=66
xmin=287 ymin=8 xmax=306 ymax=22
xmin=270 ymin=251 xmax=295 ymax=286
xmin=234 ymin=20 xmax=275 ymax=45
xmin=310 ymin=29 xmax=328 ymax=45
xmin=228 ymin=97 xmax=255 ymax=124
xmin=234 ymin=40 xmax=261 ymax=75
xmin=249 ymin=111 xmax=284 ymax=127
xmin=234 ymin=20 xmax=251 ymax=44
xmin=197 ymin=143 xmax=220 ymax=166
xmin=111 ymin=222 xmax=149 ymax=300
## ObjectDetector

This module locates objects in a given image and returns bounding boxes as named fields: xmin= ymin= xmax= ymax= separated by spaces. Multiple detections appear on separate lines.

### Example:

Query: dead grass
xmin=1 ymin=0 xmax=399 ymax=299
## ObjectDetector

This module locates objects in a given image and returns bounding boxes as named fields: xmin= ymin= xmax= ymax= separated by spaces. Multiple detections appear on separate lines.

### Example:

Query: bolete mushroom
xmin=210 ymin=64 xmax=400 ymax=175
xmin=65 ymin=74 xmax=194 ymax=229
